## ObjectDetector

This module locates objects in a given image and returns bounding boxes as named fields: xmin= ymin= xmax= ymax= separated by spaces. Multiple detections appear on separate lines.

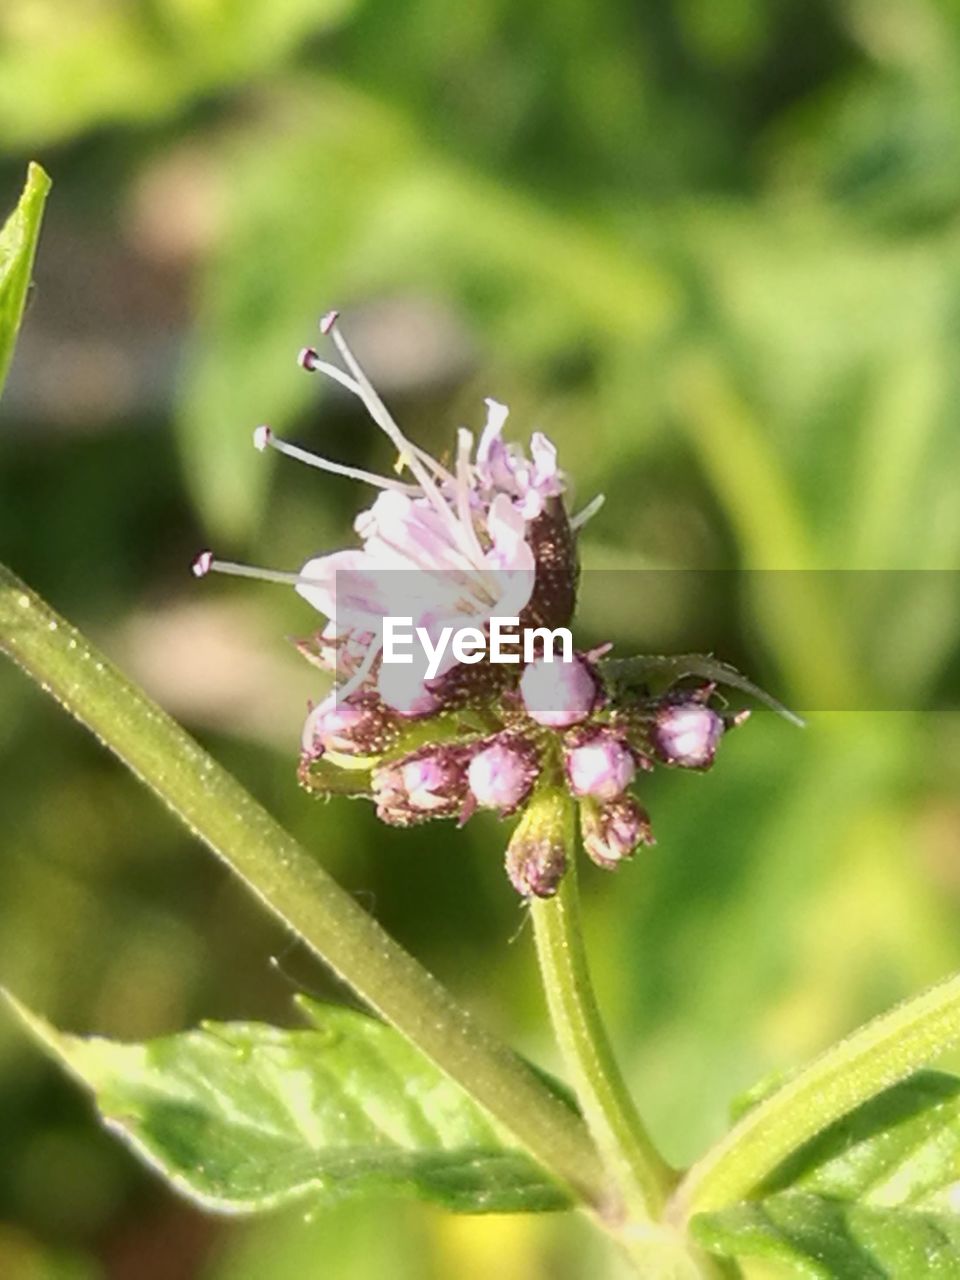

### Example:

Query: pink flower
xmin=565 ymin=731 xmax=635 ymax=801
xmin=193 ymin=313 xmax=604 ymax=721
xmin=520 ymin=654 xmax=598 ymax=728
xmin=475 ymin=400 xmax=566 ymax=520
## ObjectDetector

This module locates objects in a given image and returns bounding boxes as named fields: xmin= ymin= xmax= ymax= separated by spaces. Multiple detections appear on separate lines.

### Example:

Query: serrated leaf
xmin=693 ymin=1193 xmax=960 ymax=1278
xmin=599 ymin=652 xmax=804 ymax=727
xmin=4 ymin=993 xmax=570 ymax=1216
xmin=694 ymin=1071 xmax=960 ymax=1274
xmin=0 ymin=163 xmax=50 ymax=399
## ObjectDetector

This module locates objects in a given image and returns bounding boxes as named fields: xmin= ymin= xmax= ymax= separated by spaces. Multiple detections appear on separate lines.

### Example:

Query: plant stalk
xmin=528 ymin=796 xmax=676 ymax=1223
xmin=0 ymin=562 xmax=606 ymax=1210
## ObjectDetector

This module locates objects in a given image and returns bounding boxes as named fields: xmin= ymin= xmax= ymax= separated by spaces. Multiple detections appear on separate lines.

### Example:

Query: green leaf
xmin=4 ymin=992 xmax=571 ymax=1216
xmin=761 ymin=1070 xmax=960 ymax=1208
xmin=693 ymin=1071 xmax=960 ymax=1275
xmin=674 ymin=970 xmax=960 ymax=1221
xmin=693 ymin=1194 xmax=960 ymax=1278
xmin=0 ymin=163 xmax=50 ymax=398
xmin=599 ymin=651 xmax=804 ymax=727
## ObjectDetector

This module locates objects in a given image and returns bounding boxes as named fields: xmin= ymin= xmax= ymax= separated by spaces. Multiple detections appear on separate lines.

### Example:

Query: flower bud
xmin=301 ymin=693 xmax=397 ymax=758
xmin=580 ymin=795 xmax=654 ymax=870
xmin=519 ymin=654 xmax=598 ymax=728
xmin=466 ymin=737 xmax=538 ymax=816
xmin=651 ymin=702 xmax=725 ymax=769
xmin=565 ymin=731 xmax=635 ymax=801
xmin=372 ymin=745 xmax=468 ymax=826
xmin=505 ymin=787 xmax=570 ymax=898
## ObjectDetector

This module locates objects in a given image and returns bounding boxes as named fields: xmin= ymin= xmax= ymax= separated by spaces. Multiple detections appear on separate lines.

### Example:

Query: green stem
xmin=670 ymin=968 xmax=960 ymax=1223
xmin=528 ymin=792 xmax=675 ymax=1222
xmin=0 ymin=562 xmax=606 ymax=1210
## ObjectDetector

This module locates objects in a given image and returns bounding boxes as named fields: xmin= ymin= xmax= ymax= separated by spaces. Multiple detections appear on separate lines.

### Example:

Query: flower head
xmin=193 ymin=313 xmax=600 ymax=718
xmin=192 ymin=309 xmax=787 ymax=898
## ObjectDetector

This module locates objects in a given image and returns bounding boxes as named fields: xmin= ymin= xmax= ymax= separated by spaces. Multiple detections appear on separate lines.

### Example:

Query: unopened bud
xmin=580 ymin=795 xmax=654 ymax=870
xmin=467 ymin=736 xmax=539 ymax=816
xmin=302 ymin=693 xmax=398 ymax=758
xmin=505 ymin=787 xmax=571 ymax=898
xmin=651 ymin=702 xmax=725 ymax=769
xmin=520 ymin=654 xmax=598 ymax=729
xmin=565 ymin=731 xmax=635 ymax=801
xmin=373 ymin=745 xmax=468 ymax=827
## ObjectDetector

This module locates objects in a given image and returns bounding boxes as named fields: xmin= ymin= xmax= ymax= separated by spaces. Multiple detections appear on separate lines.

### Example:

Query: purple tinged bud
xmin=519 ymin=654 xmax=598 ymax=729
xmin=319 ymin=309 xmax=340 ymax=335
xmin=400 ymin=757 xmax=450 ymax=810
xmin=505 ymin=788 xmax=570 ymax=898
xmin=565 ymin=732 xmax=635 ymax=801
xmin=301 ymin=693 xmax=401 ymax=759
xmin=302 ymin=699 xmax=365 ymax=755
xmin=580 ymin=795 xmax=654 ymax=871
xmin=372 ymin=744 xmax=468 ymax=826
xmin=467 ymin=738 xmax=538 ymax=815
xmin=298 ymin=346 xmax=320 ymax=371
xmin=651 ymin=702 xmax=725 ymax=769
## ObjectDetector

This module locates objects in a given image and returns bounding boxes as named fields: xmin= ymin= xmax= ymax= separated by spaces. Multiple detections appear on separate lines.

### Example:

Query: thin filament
xmin=264 ymin=432 xmax=418 ymax=494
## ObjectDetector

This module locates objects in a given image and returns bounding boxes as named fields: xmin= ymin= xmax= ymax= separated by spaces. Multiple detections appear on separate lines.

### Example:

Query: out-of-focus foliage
xmin=0 ymin=0 xmax=355 ymax=147
xmin=1 ymin=0 xmax=959 ymax=1276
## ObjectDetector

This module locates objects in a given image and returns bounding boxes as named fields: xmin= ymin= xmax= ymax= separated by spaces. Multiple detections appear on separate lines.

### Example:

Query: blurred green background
xmin=1 ymin=1 xmax=960 ymax=1277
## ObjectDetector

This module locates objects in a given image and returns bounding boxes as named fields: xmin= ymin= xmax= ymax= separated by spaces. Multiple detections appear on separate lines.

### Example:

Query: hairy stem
xmin=528 ymin=794 xmax=676 ymax=1222
xmin=670 ymin=968 xmax=960 ymax=1222
xmin=0 ymin=562 xmax=606 ymax=1209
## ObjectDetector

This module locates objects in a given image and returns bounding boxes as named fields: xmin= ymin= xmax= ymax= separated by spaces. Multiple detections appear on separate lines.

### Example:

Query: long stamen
xmin=191 ymin=551 xmax=326 ymax=591
xmin=253 ymin=425 xmax=418 ymax=494
xmin=297 ymin=347 xmax=364 ymax=396
xmin=323 ymin=313 xmax=485 ymax=567
xmin=569 ymin=493 xmax=605 ymax=531
xmin=454 ymin=427 xmax=488 ymax=568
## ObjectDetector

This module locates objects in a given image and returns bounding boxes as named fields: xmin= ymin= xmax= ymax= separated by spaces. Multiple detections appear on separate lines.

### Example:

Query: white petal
xmin=530 ymin=431 xmax=559 ymax=484
xmin=485 ymin=493 xmax=534 ymax=570
xmin=477 ymin=398 xmax=510 ymax=465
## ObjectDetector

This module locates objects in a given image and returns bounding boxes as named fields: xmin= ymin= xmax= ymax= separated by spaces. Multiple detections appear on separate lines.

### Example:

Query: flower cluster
xmin=194 ymin=311 xmax=761 ymax=898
